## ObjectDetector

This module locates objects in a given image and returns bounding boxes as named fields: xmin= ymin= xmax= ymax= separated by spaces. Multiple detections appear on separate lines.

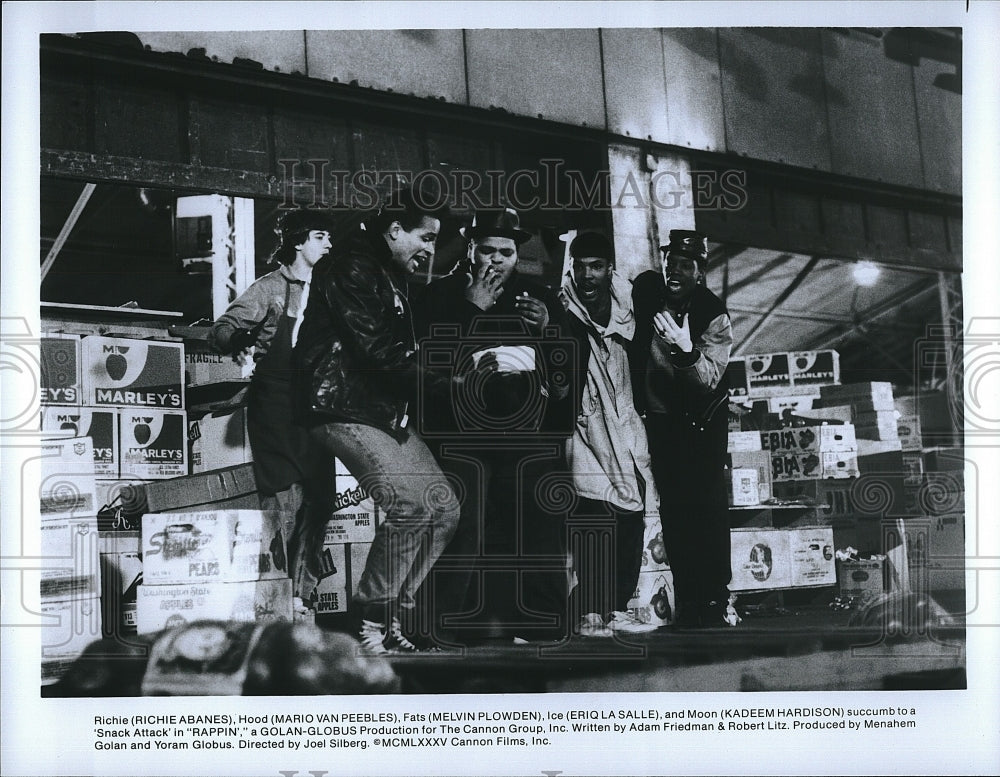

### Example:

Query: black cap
xmin=659 ymin=229 xmax=709 ymax=263
xmin=462 ymin=207 xmax=532 ymax=245
xmin=275 ymin=208 xmax=338 ymax=238
xmin=569 ymin=231 xmax=614 ymax=262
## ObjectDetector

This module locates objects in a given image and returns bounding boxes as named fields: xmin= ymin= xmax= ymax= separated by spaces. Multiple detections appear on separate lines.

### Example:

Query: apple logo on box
xmin=105 ymin=348 xmax=129 ymax=380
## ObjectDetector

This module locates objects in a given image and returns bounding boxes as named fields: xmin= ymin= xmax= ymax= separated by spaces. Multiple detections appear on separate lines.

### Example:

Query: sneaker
xmin=384 ymin=617 xmax=419 ymax=653
xmin=358 ymin=620 xmax=389 ymax=655
xmin=607 ymin=611 xmax=659 ymax=633
xmin=575 ymin=613 xmax=613 ymax=638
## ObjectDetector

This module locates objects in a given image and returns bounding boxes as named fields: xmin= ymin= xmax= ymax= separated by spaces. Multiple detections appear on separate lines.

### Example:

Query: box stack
xmin=311 ymin=459 xmax=379 ymax=616
xmin=38 ymin=436 xmax=103 ymax=685
xmin=136 ymin=510 xmax=293 ymax=634
xmin=814 ymin=381 xmax=899 ymax=455
xmin=729 ymin=526 xmax=836 ymax=592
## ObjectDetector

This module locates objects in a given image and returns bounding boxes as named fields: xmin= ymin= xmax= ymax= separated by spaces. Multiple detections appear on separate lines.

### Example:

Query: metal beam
xmin=734 ymin=255 xmax=820 ymax=356
xmin=40 ymin=182 xmax=96 ymax=282
xmin=724 ymin=252 xmax=797 ymax=297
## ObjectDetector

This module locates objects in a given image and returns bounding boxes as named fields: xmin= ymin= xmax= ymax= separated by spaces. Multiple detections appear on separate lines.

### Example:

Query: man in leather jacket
xmin=411 ymin=207 xmax=578 ymax=645
xmin=293 ymin=188 xmax=461 ymax=653
xmin=630 ymin=229 xmax=735 ymax=628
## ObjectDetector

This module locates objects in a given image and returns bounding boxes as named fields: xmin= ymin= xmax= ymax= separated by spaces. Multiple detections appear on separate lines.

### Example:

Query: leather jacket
xmin=294 ymin=229 xmax=448 ymax=440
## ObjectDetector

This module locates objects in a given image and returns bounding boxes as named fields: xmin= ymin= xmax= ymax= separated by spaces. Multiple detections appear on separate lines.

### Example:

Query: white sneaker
xmin=358 ymin=620 xmax=389 ymax=655
xmin=607 ymin=610 xmax=659 ymax=633
xmin=385 ymin=617 xmax=419 ymax=653
xmin=576 ymin=613 xmax=613 ymax=638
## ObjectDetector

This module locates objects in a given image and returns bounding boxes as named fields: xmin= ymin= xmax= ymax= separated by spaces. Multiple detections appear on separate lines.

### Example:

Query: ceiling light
xmin=853 ymin=260 xmax=881 ymax=287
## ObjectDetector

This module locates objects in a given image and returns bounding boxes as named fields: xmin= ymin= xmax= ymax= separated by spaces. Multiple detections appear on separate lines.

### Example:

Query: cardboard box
xmin=767 ymin=393 xmax=819 ymax=416
xmin=142 ymin=509 xmax=288 ymax=585
xmin=40 ymin=407 xmax=119 ymax=477
xmin=725 ymin=359 xmax=749 ymax=400
xmin=189 ymin=408 xmax=251 ymax=474
xmin=745 ymin=353 xmax=791 ymax=397
xmin=626 ymin=569 xmax=675 ymax=627
xmin=40 ymin=436 xmax=98 ymax=520
xmin=312 ymin=543 xmax=349 ymax=614
xmin=857 ymin=439 xmax=903 ymax=457
xmin=40 ymin=517 xmax=101 ymax=600
xmin=727 ymin=431 xmax=762 ymax=452
xmin=837 ymin=558 xmax=885 ymax=603
xmin=95 ymin=479 xmax=149 ymax=531
xmin=896 ymin=414 xmax=922 ymax=451
xmin=730 ymin=528 xmax=792 ymax=591
xmin=40 ymin=334 xmax=82 ymax=406
xmin=119 ymin=409 xmax=188 ymax=479
xmin=853 ymin=410 xmax=899 ymax=441
xmin=729 ymin=468 xmax=760 ymax=506
xmin=770 ymin=451 xmax=823 ymax=481
xmin=322 ymin=511 xmax=378 ymax=546
xmin=760 ymin=425 xmax=856 ymax=454
xmin=81 ymin=336 xmax=184 ymax=410
xmin=184 ymin=340 xmax=251 ymax=386
xmin=98 ymin=531 xmax=142 ymax=636
xmin=800 ymin=405 xmax=854 ymax=425
xmin=818 ymin=381 xmax=894 ymax=411
xmin=772 ymin=479 xmax=856 ymax=519
xmin=136 ymin=578 xmax=293 ymax=635
xmin=822 ymin=450 xmax=859 ymax=479
xmin=788 ymin=526 xmax=836 ymax=587
xmin=788 ymin=350 xmax=840 ymax=389
xmin=143 ymin=463 xmax=259 ymax=513
xmin=730 ymin=450 xmax=772 ymax=503
xmin=41 ymin=596 xmax=103 ymax=671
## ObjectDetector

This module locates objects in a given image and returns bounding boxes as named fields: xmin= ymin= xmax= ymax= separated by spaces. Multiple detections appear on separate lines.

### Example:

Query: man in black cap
xmin=630 ymin=229 xmax=736 ymax=628
xmin=211 ymin=208 xmax=337 ymax=612
xmin=411 ymin=207 xmax=577 ymax=645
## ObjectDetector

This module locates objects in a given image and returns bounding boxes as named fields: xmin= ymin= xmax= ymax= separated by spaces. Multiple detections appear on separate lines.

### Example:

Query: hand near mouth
xmin=653 ymin=310 xmax=693 ymax=353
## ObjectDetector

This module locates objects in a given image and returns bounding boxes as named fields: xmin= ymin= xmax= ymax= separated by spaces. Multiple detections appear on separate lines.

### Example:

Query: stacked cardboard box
xmin=311 ymin=459 xmax=379 ymax=616
xmin=729 ymin=526 xmax=836 ymax=592
xmin=136 ymin=509 xmax=293 ymax=634
xmin=762 ymin=424 xmax=858 ymax=482
xmin=38 ymin=436 xmax=103 ymax=685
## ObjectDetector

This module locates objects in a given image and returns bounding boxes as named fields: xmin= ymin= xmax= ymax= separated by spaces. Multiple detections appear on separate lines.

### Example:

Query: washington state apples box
xmin=837 ymin=557 xmax=885 ymax=603
xmin=189 ymin=408 xmax=251 ymax=474
xmin=729 ymin=528 xmax=792 ymax=591
xmin=627 ymin=569 xmax=675 ymax=627
xmin=787 ymin=526 xmax=836 ymax=587
xmin=136 ymin=578 xmax=292 ymax=635
xmin=321 ymin=458 xmax=378 ymax=544
xmin=40 ymin=406 xmax=119 ymax=477
xmin=40 ymin=333 xmax=82 ymax=406
xmin=40 ymin=517 xmax=101 ymax=601
xmin=640 ymin=516 xmax=669 ymax=572
xmin=39 ymin=436 xmax=98 ymax=520
xmin=817 ymin=381 xmax=894 ymax=411
xmin=141 ymin=509 xmax=288 ymax=585
xmin=729 ymin=450 xmax=772 ymax=503
xmin=81 ymin=336 xmax=184 ymax=409
xmin=760 ymin=425 xmax=856 ymax=454
xmin=787 ymin=350 xmax=840 ymax=389
xmin=312 ymin=542 xmax=349 ymax=614
xmin=41 ymin=596 xmax=103 ymax=684
xmin=745 ymin=353 xmax=791 ymax=397
xmin=119 ymin=409 xmax=188 ymax=479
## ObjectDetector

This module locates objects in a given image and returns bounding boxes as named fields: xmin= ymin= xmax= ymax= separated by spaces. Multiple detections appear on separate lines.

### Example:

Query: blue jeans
xmin=310 ymin=422 xmax=460 ymax=624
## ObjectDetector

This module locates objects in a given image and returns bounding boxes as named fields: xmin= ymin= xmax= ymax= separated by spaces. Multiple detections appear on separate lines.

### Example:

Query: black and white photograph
xmin=2 ymin=1 xmax=999 ymax=775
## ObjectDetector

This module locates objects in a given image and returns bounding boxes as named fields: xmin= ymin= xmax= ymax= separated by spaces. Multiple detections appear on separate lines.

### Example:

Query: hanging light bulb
xmin=852 ymin=260 xmax=881 ymax=287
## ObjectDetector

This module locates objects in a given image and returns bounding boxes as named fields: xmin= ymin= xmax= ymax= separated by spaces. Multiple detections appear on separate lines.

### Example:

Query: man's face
xmin=471 ymin=236 xmax=518 ymax=286
xmin=662 ymin=252 xmax=702 ymax=307
xmin=572 ymin=254 xmax=612 ymax=311
xmin=387 ymin=216 xmax=440 ymax=275
xmin=296 ymin=230 xmax=332 ymax=267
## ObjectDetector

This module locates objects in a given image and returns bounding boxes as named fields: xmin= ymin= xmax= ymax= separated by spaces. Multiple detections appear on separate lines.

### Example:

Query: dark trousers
xmin=415 ymin=441 xmax=570 ymax=644
xmin=567 ymin=496 xmax=645 ymax=621
xmin=645 ymin=412 xmax=732 ymax=624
